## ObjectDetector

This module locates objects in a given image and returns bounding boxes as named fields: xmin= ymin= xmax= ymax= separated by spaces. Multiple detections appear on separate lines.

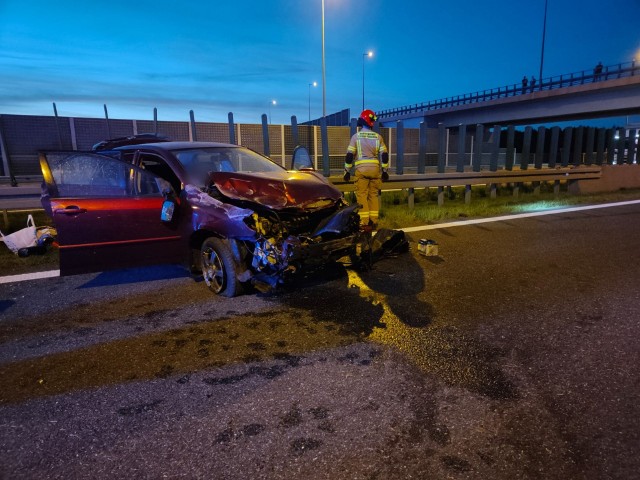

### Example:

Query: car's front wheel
xmin=201 ymin=237 xmax=242 ymax=297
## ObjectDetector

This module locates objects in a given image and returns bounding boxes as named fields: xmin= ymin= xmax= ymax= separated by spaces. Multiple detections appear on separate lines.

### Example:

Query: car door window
xmin=44 ymin=152 xmax=164 ymax=198
xmin=138 ymin=153 xmax=182 ymax=193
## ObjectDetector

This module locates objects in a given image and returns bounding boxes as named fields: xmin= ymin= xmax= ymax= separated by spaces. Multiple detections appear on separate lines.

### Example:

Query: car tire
xmin=201 ymin=237 xmax=242 ymax=297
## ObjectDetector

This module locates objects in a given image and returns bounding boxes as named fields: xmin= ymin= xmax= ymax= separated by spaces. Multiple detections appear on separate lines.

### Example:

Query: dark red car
xmin=39 ymin=141 xmax=365 ymax=296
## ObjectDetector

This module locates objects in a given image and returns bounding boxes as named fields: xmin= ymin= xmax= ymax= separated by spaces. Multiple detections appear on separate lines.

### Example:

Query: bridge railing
xmin=378 ymin=61 xmax=640 ymax=117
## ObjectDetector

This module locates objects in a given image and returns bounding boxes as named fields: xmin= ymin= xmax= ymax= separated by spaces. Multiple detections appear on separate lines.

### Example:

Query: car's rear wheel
xmin=201 ymin=237 xmax=242 ymax=297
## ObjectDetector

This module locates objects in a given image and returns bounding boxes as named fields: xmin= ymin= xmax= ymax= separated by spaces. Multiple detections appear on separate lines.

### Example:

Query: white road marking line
xmin=0 ymin=269 xmax=60 ymax=284
xmin=400 ymin=199 xmax=640 ymax=233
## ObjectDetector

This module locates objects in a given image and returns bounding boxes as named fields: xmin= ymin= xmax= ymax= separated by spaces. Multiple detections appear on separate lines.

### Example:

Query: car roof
xmin=115 ymin=141 xmax=239 ymax=151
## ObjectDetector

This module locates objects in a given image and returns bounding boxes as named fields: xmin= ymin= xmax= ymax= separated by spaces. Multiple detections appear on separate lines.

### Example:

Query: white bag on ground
xmin=0 ymin=214 xmax=38 ymax=254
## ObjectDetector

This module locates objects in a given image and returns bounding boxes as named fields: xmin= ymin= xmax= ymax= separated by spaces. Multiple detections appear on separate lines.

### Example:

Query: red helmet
xmin=359 ymin=109 xmax=377 ymax=128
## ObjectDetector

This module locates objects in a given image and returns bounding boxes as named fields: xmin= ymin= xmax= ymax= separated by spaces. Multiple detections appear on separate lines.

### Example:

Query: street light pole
xmin=308 ymin=81 xmax=317 ymax=122
xmin=538 ymin=0 xmax=548 ymax=86
xmin=321 ymin=0 xmax=326 ymax=118
xmin=362 ymin=51 xmax=373 ymax=110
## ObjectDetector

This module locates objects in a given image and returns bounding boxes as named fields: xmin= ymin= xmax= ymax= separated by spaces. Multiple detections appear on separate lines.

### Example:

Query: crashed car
xmin=39 ymin=139 xmax=367 ymax=296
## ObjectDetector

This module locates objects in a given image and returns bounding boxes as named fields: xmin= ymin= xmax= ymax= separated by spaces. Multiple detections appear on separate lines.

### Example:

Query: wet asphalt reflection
xmin=2 ymin=205 xmax=640 ymax=479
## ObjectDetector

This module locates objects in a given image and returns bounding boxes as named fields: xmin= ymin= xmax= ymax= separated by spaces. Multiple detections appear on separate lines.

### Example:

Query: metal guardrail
xmin=378 ymin=61 xmax=640 ymax=118
xmin=328 ymin=166 xmax=602 ymax=207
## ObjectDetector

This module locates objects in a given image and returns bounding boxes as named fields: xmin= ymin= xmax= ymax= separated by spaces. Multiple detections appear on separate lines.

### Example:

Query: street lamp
xmin=308 ymin=81 xmax=317 ymax=122
xmin=268 ymin=99 xmax=276 ymax=124
xmin=362 ymin=50 xmax=373 ymax=110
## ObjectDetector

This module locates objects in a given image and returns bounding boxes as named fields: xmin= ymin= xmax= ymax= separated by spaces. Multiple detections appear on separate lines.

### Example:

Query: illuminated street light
xmin=308 ymin=81 xmax=317 ymax=122
xmin=362 ymin=50 xmax=373 ymax=110
xmin=269 ymin=99 xmax=276 ymax=124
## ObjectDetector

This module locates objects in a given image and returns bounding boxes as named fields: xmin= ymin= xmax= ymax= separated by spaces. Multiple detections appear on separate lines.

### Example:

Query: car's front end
xmin=195 ymin=169 xmax=365 ymax=293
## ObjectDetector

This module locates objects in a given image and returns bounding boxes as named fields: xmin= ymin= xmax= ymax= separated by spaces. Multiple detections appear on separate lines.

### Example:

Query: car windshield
xmin=171 ymin=146 xmax=284 ymax=186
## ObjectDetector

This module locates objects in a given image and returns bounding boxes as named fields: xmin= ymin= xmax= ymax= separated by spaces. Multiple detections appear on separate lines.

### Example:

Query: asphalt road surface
xmin=1 ymin=203 xmax=639 ymax=479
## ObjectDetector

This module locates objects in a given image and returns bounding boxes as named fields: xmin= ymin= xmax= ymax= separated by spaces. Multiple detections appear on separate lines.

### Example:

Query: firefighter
xmin=343 ymin=109 xmax=389 ymax=229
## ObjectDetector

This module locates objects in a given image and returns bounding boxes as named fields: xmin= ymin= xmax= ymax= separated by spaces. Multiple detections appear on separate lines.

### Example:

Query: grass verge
xmin=377 ymin=184 xmax=640 ymax=229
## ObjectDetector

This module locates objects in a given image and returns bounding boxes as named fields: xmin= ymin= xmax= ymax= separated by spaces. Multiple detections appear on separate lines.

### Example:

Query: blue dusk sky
xmin=1 ymin=0 xmax=639 ymax=124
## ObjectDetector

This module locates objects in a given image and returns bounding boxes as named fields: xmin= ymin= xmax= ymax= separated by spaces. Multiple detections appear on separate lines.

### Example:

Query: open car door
xmin=40 ymin=152 xmax=186 ymax=275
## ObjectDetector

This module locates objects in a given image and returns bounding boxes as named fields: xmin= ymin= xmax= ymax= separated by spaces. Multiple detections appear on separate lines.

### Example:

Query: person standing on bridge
xmin=594 ymin=61 xmax=603 ymax=81
xmin=521 ymin=75 xmax=528 ymax=93
xmin=343 ymin=109 xmax=389 ymax=229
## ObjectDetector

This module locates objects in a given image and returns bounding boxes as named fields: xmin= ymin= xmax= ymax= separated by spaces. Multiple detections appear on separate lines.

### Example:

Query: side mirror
xmin=160 ymin=188 xmax=177 ymax=222
xmin=291 ymin=145 xmax=314 ymax=171
xmin=160 ymin=199 xmax=175 ymax=222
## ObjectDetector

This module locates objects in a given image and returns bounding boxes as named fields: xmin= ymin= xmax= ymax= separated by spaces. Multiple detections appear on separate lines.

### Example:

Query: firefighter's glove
xmin=343 ymin=170 xmax=351 ymax=182
xmin=381 ymin=170 xmax=389 ymax=182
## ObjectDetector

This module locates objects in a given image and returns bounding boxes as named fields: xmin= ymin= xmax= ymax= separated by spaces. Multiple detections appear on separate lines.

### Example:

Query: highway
xmin=1 ymin=203 xmax=639 ymax=479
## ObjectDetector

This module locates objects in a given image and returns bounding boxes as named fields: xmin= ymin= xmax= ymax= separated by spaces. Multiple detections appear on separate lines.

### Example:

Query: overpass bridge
xmin=378 ymin=62 xmax=640 ymax=127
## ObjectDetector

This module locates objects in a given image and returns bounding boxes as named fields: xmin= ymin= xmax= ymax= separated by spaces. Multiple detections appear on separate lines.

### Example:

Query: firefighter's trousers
xmin=354 ymin=164 xmax=382 ymax=226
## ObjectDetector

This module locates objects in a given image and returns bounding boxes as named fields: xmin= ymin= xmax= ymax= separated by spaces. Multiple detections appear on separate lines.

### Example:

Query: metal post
xmin=228 ymin=112 xmax=236 ymax=145
xmin=472 ymin=124 xmax=483 ymax=172
xmin=595 ymin=128 xmax=606 ymax=165
xmin=506 ymin=125 xmax=515 ymax=170
xmin=153 ymin=107 xmax=158 ymax=135
xmin=396 ymin=120 xmax=404 ymax=175
xmin=291 ymin=115 xmax=299 ymax=147
xmin=585 ymin=127 xmax=596 ymax=165
xmin=320 ymin=116 xmax=330 ymax=177
xmin=490 ymin=125 xmax=500 ymax=172
xmin=549 ymin=126 xmax=560 ymax=168
xmin=561 ymin=127 xmax=573 ymax=167
xmin=418 ymin=121 xmax=427 ymax=174
xmin=189 ymin=110 xmax=197 ymax=142
xmin=280 ymin=124 xmax=286 ymax=167
xmin=321 ymin=0 xmax=326 ymax=118
xmin=436 ymin=123 xmax=445 ymax=206
xmin=535 ymin=126 xmax=545 ymax=169
xmin=628 ymin=129 xmax=638 ymax=164
xmin=0 ymin=115 xmax=15 ymax=182
xmin=573 ymin=127 xmax=584 ymax=166
xmin=456 ymin=124 xmax=466 ymax=173
xmin=521 ymin=126 xmax=532 ymax=170
xmin=104 ymin=104 xmax=112 ymax=139
xmin=261 ymin=114 xmax=270 ymax=157
xmin=437 ymin=123 xmax=446 ymax=174
xmin=605 ymin=128 xmax=615 ymax=164
xmin=52 ymin=102 xmax=63 ymax=149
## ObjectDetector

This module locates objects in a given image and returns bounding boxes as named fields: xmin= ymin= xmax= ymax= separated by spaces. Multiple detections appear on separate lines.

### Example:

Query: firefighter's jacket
xmin=344 ymin=127 xmax=389 ymax=171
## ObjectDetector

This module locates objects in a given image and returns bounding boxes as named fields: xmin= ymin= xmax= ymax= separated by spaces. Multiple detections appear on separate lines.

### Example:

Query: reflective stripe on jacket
xmin=345 ymin=128 xmax=388 ymax=169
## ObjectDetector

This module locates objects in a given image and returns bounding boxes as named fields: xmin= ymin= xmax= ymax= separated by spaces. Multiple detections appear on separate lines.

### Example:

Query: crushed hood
xmin=208 ymin=170 xmax=342 ymax=210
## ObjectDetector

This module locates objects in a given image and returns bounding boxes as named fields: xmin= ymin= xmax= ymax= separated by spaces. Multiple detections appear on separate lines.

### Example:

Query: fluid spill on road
xmin=346 ymin=270 xmax=518 ymax=400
